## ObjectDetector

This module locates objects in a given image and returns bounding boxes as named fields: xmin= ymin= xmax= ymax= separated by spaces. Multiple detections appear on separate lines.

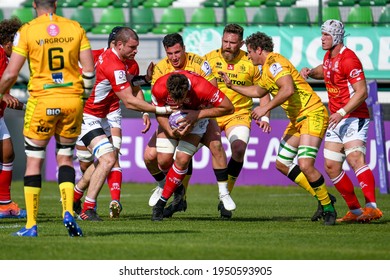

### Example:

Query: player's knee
xmin=230 ymin=140 xmax=247 ymax=160
xmin=24 ymin=137 xmax=46 ymax=159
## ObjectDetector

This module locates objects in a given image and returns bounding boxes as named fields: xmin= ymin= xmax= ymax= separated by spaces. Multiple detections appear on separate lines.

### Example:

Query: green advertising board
xmin=183 ymin=26 xmax=390 ymax=80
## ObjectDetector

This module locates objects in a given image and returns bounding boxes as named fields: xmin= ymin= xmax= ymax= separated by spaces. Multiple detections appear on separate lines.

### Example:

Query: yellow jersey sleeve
xmin=259 ymin=53 xmax=323 ymax=119
xmin=13 ymin=13 xmax=91 ymax=97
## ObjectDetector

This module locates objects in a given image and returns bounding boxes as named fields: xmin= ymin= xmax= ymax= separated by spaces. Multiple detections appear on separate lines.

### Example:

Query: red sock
xmin=73 ymin=186 xmax=84 ymax=202
xmin=0 ymin=163 xmax=13 ymax=202
xmin=332 ymin=171 xmax=361 ymax=210
xmin=82 ymin=197 xmax=96 ymax=212
xmin=107 ymin=167 xmax=122 ymax=201
xmin=355 ymin=165 xmax=376 ymax=204
xmin=162 ymin=163 xmax=187 ymax=200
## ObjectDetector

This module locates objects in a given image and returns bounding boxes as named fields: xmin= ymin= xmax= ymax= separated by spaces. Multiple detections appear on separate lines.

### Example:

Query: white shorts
xmin=77 ymin=113 xmax=110 ymax=147
xmin=106 ymin=108 xmax=122 ymax=130
xmin=325 ymin=117 xmax=369 ymax=144
xmin=0 ymin=117 xmax=10 ymax=141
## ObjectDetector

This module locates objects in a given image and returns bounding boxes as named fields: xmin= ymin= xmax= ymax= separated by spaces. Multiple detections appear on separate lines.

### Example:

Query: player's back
xmin=13 ymin=13 xmax=91 ymax=98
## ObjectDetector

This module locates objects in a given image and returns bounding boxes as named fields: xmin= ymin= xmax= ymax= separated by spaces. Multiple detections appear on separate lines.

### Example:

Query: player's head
xmin=162 ymin=33 xmax=184 ymax=49
xmin=221 ymin=24 xmax=244 ymax=62
xmin=162 ymin=33 xmax=186 ymax=69
xmin=33 ymin=0 xmax=56 ymax=11
xmin=166 ymin=73 xmax=189 ymax=104
xmin=321 ymin=19 xmax=345 ymax=47
xmin=114 ymin=27 xmax=139 ymax=60
xmin=245 ymin=32 xmax=274 ymax=52
xmin=108 ymin=26 xmax=123 ymax=48
xmin=0 ymin=17 xmax=22 ymax=57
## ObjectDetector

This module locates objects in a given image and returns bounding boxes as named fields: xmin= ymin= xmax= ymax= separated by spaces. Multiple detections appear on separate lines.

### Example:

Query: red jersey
xmin=323 ymin=46 xmax=369 ymax=118
xmin=0 ymin=46 xmax=8 ymax=118
xmin=83 ymin=48 xmax=131 ymax=118
xmin=84 ymin=48 xmax=140 ymax=117
xmin=151 ymin=70 xmax=225 ymax=109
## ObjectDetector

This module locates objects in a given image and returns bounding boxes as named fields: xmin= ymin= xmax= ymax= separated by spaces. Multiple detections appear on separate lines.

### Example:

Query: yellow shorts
xmin=284 ymin=105 xmax=329 ymax=139
xmin=24 ymin=95 xmax=84 ymax=140
xmin=217 ymin=110 xmax=251 ymax=132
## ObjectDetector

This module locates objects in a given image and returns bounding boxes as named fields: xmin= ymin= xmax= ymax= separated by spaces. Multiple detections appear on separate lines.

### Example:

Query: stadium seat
xmin=377 ymin=6 xmax=390 ymax=27
xmin=345 ymin=6 xmax=374 ymax=27
xmin=234 ymin=0 xmax=265 ymax=7
xmin=265 ymin=0 xmax=294 ymax=7
xmin=152 ymin=8 xmax=186 ymax=34
xmin=189 ymin=7 xmax=217 ymax=28
xmin=282 ymin=7 xmax=311 ymax=26
xmin=314 ymin=6 xmax=341 ymax=24
xmin=91 ymin=7 xmax=125 ymax=34
xmin=58 ymin=0 xmax=83 ymax=7
xmin=11 ymin=8 xmax=34 ymax=24
xmin=358 ymin=0 xmax=388 ymax=6
xmin=83 ymin=0 xmax=113 ymax=8
xmin=327 ymin=0 xmax=356 ymax=6
xmin=203 ymin=0 xmax=236 ymax=7
xmin=143 ymin=0 xmax=174 ymax=8
xmin=129 ymin=8 xmax=155 ymax=34
xmin=251 ymin=7 xmax=279 ymax=26
xmin=70 ymin=7 xmax=95 ymax=32
xmin=226 ymin=7 xmax=248 ymax=25
xmin=113 ymin=0 xmax=145 ymax=7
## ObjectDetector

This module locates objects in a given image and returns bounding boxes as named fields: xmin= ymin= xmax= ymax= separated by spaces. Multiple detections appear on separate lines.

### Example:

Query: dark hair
xmin=0 ymin=17 xmax=22 ymax=45
xmin=166 ymin=74 xmax=189 ymax=102
xmin=34 ymin=0 xmax=56 ymax=9
xmin=114 ymin=27 xmax=139 ymax=45
xmin=108 ymin=26 xmax=123 ymax=48
xmin=162 ymin=33 xmax=184 ymax=48
xmin=245 ymin=32 xmax=274 ymax=52
xmin=223 ymin=24 xmax=244 ymax=41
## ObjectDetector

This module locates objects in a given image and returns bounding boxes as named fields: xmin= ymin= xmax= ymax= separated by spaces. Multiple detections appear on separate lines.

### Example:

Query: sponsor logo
xmin=47 ymin=24 xmax=60 ymax=36
xmin=46 ymin=108 xmax=61 ymax=116
xmin=350 ymin=68 xmax=363 ymax=78
xmin=35 ymin=37 xmax=75 ymax=46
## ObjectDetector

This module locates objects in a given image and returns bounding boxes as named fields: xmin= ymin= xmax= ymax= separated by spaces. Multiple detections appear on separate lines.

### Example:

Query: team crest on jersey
xmin=227 ymin=64 xmax=234 ymax=70
xmin=114 ymin=70 xmax=127 ymax=85
xmin=47 ymin=24 xmax=60 ymax=37
xmin=201 ymin=61 xmax=212 ymax=76
xmin=270 ymin=63 xmax=282 ymax=77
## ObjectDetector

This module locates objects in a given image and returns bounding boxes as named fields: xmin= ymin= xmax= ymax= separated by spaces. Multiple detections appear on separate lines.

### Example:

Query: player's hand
xmin=300 ymin=67 xmax=311 ymax=79
xmin=218 ymin=71 xmax=232 ymax=88
xmin=251 ymin=106 xmax=268 ymax=121
xmin=179 ymin=109 xmax=199 ymax=127
xmin=255 ymin=120 xmax=271 ymax=133
xmin=328 ymin=112 xmax=343 ymax=130
xmin=3 ymin=94 xmax=25 ymax=110
xmin=145 ymin=62 xmax=154 ymax=82
xmin=141 ymin=113 xmax=151 ymax=134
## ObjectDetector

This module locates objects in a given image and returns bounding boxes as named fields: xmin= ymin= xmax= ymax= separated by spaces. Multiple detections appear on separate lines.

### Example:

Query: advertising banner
xmin=183 ymin=26 xmax=390 ymax=80
xmin=45 ymin=119 xmax=390 ymax=188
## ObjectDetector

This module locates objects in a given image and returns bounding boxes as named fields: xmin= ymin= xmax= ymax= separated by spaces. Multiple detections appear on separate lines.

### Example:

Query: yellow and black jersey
xmin=152 ymin=52 xmax=214 ymax=85
xmin=13 ymin=13 xmax=91 ymax=98
xmin=205 ymin=49 xmax=260 ymax=113
xmin=259 ymin=52 xmax=323 ymax=120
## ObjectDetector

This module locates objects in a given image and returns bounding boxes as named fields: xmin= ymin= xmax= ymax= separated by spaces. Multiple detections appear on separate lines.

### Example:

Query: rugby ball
xmin=169 ymin=111 xmax=187 ymax=130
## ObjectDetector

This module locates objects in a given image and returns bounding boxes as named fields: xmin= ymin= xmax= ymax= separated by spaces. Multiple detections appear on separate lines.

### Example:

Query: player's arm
xmin=116 ymin=86 xmax=172 ymax=115
xmin=80 ymin=49 xmax=96 ymax=98
xmin=0 ymin=52 xmax=26 ymax=101
xmin=301 ymin=64 xmax=324 ymax=80
xmin=218 ymin=71 xmax=268 ymax=98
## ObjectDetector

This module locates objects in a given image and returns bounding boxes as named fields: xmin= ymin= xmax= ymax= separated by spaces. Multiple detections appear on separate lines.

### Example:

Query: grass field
xmin=1 ymin=181 xmax=389 ymax=260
